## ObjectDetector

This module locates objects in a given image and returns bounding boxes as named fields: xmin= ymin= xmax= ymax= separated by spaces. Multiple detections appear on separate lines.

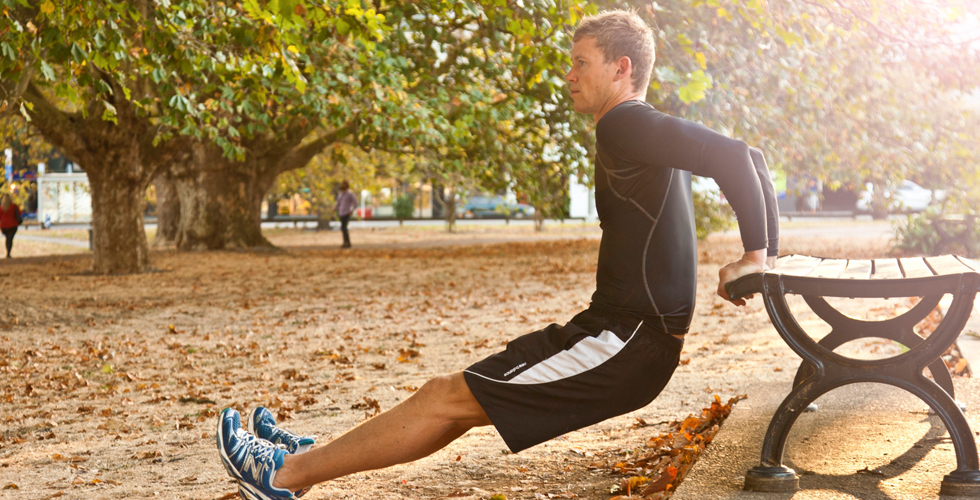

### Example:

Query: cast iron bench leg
xmin=792 ymin=295 xmax=955 ymax=398
xmin=744 ymin=273 xmax=980 ymax=496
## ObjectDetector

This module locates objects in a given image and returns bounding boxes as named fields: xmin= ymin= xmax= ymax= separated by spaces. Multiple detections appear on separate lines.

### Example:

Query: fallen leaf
xmin=397 ymin=348 xmax=421 ymax=363
xmin=640 ymin=465 xmax=676 ymax=495
xmin=954 ymin=358 xmax=969 ymax=375
xmin=351 ymin=397 xmax=381 ymax=417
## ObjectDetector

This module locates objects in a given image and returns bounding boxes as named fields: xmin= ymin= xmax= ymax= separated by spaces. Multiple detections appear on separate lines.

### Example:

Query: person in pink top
xmin=334 ymin=180 xmax=358 ymax=249
xmin=0 ymin=193 xmax=22 ymax=258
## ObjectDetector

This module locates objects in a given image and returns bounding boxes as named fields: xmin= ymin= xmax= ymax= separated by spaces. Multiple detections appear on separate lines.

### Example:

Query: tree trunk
xmin=86 ymin=152 xmax=152 ymax=274
xmin=437 ymin=185 xmax=457 ymax=233
xmin=150 ymin=172 xmax=180 ymax=247
xmin=22 ymin=82 xmax=157 ymax=273
xmin=165 ymin=126 xmax=349 ymax=250
xmin=170 ymin=142 xmax=275 ymax=250
xmin=534 ymin=208 xmax=545 ymax=232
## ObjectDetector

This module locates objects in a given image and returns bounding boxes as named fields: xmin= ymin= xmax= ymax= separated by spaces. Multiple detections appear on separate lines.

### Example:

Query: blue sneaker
xmin=216 ymin=408 xmax=295 ymax=500
xmin=247 ymin=407 xmax=316 ymax=454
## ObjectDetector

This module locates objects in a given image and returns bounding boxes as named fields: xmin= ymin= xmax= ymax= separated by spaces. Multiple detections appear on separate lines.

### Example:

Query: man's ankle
xmin=272 ymin=453 xmax=298 ymax=490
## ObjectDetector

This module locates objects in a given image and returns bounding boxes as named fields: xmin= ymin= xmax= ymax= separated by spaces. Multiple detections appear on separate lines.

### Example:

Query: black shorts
xmin=463 ymin=308 xmax=683 ymax=453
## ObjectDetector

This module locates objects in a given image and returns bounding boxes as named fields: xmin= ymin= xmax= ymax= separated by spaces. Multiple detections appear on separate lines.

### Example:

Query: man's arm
xmin=750 ymin=147 xmax=779 ymax=267
xmin=597 ymin=108 xmax=769 ymax=255
xmin=717 ymin=149 xmax=779 ymax=304
xmin=596 ymin=106 xmax=775 ymax=304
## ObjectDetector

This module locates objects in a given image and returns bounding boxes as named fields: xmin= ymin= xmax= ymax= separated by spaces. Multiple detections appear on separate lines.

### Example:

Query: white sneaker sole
xmin=216 ymin=409 xmax=245 ymax=481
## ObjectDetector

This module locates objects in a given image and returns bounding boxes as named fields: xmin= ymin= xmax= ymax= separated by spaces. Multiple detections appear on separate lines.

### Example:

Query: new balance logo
xmin=240 ymin=449 xmax=269 ymax=482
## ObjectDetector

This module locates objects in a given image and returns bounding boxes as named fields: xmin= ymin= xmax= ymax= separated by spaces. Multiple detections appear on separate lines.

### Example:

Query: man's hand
xmin=717 ymin=249 xmax=769 ymax=306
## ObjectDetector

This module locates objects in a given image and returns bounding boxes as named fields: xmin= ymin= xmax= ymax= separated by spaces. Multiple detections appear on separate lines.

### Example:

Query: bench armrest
xmin=724 ymin=273 xmax=765 ymax=301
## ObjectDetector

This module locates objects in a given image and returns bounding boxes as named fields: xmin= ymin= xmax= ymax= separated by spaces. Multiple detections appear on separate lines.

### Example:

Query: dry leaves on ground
xmin=598 ymin=394 xmax=747 ymax=499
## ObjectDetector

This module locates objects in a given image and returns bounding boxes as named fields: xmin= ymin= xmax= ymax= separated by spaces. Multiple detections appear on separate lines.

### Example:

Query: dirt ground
xmin=1 ymin=223 xmax=937 ymax=500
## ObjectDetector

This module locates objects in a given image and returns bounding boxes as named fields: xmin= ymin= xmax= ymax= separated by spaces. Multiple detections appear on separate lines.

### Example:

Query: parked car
xmin=457 ymin=196 xmax=535 ymax=219
xmin=856 ymin=180 xmax=946 ymax=214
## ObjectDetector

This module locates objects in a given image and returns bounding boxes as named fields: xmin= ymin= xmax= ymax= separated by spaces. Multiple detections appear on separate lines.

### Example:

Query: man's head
xmin=567 ymin=10 xmax=655 ymax=118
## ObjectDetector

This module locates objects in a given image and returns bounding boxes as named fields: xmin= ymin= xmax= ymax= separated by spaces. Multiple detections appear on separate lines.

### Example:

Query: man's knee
xmin=416 ymin=372 xmax=491 ymax=427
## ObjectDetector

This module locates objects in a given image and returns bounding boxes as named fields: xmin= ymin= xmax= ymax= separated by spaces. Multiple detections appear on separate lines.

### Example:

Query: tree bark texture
xmin=22 ymin=82 xmax=164 ymax=273
xmin=150 ymin=172 xmax=180 ymax=247
xmin=169 ymin=141 xmax=276 ymax=250
xmin=87 ymin=164 xmax=151 ymax=273
xmin=168 ymin=126 xmax=350 ymax=250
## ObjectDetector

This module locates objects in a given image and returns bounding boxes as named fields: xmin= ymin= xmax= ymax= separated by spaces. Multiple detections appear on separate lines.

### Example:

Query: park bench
xmin=933 ymin=215 xmax=979 ymax=259
xmin=725 ymin=254 xmax=980 ymax=496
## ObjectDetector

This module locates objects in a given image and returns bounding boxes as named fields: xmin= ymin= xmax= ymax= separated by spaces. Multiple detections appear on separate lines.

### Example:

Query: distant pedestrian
xmin=334 ymin=181 xmax=358 ymax=249
xmin=0 ymin=193 xmax=23 ymax=258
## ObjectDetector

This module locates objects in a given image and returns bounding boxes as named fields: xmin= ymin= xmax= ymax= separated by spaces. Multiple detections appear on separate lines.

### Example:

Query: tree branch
xmin=274 ymin=123 xmax=353 ymax=175
xmin=21 ymin=82 xmax=85 ymax=163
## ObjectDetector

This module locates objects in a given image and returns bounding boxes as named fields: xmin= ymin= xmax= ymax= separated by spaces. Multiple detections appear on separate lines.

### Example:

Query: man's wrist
xmin=742 ymin=248 xmax=767 ymax=268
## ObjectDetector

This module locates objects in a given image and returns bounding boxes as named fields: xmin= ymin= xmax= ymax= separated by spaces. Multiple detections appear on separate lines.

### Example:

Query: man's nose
xmin=565 ymin=67 xmax=574 ymax=82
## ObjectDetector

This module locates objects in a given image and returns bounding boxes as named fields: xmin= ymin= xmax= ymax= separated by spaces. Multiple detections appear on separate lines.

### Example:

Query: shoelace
xmin=235 ymin=429 xmax=281 ymax=462
xmin=269 ymin=426 xmax=302 ymax=443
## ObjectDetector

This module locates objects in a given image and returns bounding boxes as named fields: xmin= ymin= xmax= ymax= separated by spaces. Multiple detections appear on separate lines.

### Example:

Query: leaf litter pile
xmin=598 ymin=394 xmax=746 ymax=499
xmin=0 ymin=228 xmax=949 ymax=499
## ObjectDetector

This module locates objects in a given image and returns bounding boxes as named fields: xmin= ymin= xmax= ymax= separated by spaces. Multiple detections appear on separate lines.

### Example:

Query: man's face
xmin=566 ymin=36 xmax=618 ymax=115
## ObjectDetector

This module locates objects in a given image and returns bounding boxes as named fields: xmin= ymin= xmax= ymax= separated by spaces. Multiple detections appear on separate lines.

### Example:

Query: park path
xmin=16 ymin=234 xmax=90 ymax=248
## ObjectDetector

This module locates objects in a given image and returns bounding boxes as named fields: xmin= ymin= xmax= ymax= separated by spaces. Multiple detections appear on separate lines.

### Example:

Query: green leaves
xmin=70 ymin=42 xmax=87 ymax=63
xmin=678 ymin=70 xmax=713 ymax=104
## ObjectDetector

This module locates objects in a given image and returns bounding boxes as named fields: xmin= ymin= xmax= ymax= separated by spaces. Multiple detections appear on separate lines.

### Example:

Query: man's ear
xmin=614 ymin=56 xmax=632 ymax=82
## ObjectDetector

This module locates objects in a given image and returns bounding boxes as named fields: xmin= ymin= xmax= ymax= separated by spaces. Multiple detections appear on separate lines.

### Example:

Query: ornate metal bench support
xmin=744 ymin=273 xmax=980 ymax=496
xmin=793 ymin=294 xmax=954 ymax=397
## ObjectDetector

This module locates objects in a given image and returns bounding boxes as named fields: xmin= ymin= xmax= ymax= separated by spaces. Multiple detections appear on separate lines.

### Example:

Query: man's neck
xmin=593 ymin=91 xmax=647 ymax=124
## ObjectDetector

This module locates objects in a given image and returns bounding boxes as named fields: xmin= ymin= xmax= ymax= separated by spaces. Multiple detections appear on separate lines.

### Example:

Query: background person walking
xmin=334 ymin=181 xmax=358 ymax=249
xmin=0 ymin=193 xmax=22 ymax=258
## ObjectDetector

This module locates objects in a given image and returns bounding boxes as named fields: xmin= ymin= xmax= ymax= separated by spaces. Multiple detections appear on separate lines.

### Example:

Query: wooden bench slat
xmin=839 ymin=259 xmax=873 ymax=279
xmin=773 ymin=255 xmax=823 ymax=276
xmin=808 ymin=259 xmax=848 ymax=278
xmin=899 ymin=257 xmax=936 ymax=278
xmin=873 ymin=258 xmax=904 ymax=279
xmin=955 ymin=256 xmax=979 ymax=272
xmin=925 ymin=255 xmax=975 ymax=276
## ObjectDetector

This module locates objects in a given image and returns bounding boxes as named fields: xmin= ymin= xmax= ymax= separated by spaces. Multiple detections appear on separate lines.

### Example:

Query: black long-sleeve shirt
xmin=591 ymin=100 xmax=779 ymax=335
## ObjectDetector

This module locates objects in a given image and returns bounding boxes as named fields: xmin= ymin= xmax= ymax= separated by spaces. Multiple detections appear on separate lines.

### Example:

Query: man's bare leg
xmin=272 ymin=371 xmax=491 ymax=491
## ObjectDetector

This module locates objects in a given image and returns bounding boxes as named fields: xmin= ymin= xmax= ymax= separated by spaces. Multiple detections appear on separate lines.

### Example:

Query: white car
xmin=856 ymin=180 xmax=945 ymax=213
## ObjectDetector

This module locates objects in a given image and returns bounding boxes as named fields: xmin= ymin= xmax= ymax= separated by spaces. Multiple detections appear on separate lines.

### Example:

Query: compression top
xmin=591 ymin=100 xmax=779 ymax=335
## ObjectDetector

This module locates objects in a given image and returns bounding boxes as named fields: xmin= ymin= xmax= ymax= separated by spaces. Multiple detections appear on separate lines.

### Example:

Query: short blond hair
xmin=573 ymin=10 xmax=655 ymax=92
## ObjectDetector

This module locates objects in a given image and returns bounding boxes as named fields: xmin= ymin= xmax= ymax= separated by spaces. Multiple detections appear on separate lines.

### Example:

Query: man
xmin=334 ymin=180 xmax=358 ymax=249
xmin=216 ymin=10 xmax=779 ymax=500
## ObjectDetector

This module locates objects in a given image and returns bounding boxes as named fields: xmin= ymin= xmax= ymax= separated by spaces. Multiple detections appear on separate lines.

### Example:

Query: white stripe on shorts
xmin=465 ymin=321 xmax=643 ymax=385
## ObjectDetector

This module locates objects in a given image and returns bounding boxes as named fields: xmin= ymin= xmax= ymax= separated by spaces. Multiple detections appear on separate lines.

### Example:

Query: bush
xmin=893 ymin=213 xmax=942 ymax=256
xmin=893 ymin=211 xmax=980 ymax=257
xmin=693 ymin=189 xmax=735 ymax=240
xmin=393 ymin=194 xmax=414 ymax=221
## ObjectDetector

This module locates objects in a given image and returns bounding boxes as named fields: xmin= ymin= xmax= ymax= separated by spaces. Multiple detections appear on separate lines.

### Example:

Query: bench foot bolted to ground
xmin=726 ymin=254 xmax=980 ymax=496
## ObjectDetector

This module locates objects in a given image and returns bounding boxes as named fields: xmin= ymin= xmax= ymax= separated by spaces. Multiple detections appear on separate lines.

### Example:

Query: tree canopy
xmin=1 ymin=0 xmax=978 ymax=272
